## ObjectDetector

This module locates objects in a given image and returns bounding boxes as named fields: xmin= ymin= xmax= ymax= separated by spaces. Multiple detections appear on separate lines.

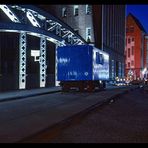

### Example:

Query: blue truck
xmin=57 ymin=45 xmax=109 ymax=92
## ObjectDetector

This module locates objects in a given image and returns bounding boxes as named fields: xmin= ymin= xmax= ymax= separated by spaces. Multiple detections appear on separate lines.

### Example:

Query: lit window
xmin=131 ymin=46 xmax=134 ymax=55
xmin=128 ymin=38 xmax=130 ymax=43
xmin=112 ymin=60 xmax=114 ymax=79
xmin=74 ymin=5 xmax=79 ymax=16
xmin=128 ymin=48 xmax=130 ymax=57
xmin=86 ymin=5 xmax=91 ymax=15
xmin=62 ymin=7 xmax=67 ymax=17
xmin=128 ymin=62 xmax=130 ymax=68
xmin=132 ymin=37 xmax=134 ymax=42
xmin=86 ymin=27 xmax=91 ymax=42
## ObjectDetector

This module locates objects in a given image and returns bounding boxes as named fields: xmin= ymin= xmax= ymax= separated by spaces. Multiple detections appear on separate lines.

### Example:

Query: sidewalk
xmin=0 ymin=84 xmax=130 ymax=103
xmin=0 ymin=87 xmax=61 ymax=103
xmin=0 ymin=85 xmax=137 ymax=143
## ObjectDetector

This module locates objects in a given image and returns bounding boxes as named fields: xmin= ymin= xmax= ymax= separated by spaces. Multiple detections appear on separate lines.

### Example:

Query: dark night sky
xmin=126 ymin=5 xmax=148 ymax=33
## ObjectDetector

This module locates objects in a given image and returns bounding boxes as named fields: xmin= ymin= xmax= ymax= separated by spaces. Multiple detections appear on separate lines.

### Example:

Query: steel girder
xmin=19 ymin=32 xmax=27 ymax=89
xmin=0 ymin=4 xmax=86 ymax=45
xmin=40 ymin=36 xmax=47 ymax=87
xmin=0 ymin=4 xmax=87 ymax=89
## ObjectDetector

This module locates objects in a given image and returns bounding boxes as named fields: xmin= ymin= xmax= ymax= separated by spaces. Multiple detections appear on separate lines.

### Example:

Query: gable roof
xmin=128 ymin=13 xmax=146 ymax=33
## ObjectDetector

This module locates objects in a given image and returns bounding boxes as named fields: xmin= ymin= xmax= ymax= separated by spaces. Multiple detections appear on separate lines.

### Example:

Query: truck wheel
xmin=87 ymin=81 xmax=95 ymax=92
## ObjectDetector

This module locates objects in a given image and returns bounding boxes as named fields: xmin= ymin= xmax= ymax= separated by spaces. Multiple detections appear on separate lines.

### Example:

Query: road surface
xmin=47 ymin=88 xmax=148 ymax=143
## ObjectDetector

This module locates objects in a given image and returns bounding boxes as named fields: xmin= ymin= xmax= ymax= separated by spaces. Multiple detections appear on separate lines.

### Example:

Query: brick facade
xmin=125 ymin=13 xmax=146 ymax=80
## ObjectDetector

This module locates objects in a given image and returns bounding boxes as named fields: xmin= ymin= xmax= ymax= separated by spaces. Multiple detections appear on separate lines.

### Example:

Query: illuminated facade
xmin=144 ymin=35 xmax=148 ymax=79
xmin=125 ymin=13 xmax=146 ymax=80
xmin=39 ymin=5 xmax=126 ymax=81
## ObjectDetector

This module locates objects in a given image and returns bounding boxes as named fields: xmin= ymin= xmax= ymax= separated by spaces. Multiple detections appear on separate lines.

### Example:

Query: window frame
xmin=131 ymin=46 xmax=134 ymax=55
xmin=86 ymin=27 xmax=91 ymax=41
xmin=74 ymin=5 xmax=79 ymax=16
xmin=86 ymin=5 xmax=91 ymax=15
xmin=62 ymin=7 xmax=67 ymax=17
xmin=128 ymin=48 xmax=130 ymax=57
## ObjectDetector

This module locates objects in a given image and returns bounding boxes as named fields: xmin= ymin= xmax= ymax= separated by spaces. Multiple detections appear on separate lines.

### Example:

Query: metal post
xmin=55 ymin=44 xmax=58 ymax=86
xmin=40 ymin=36 xmax=47 ymax=87
xmin=19 ymin=32 xmax=26 ymax=89
xmin=55 ymin=43 xmax=63 ymax=86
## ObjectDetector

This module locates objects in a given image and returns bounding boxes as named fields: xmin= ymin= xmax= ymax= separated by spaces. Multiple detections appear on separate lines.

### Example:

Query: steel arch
xmin=0 ymin=4 xmax=87 ymax=89
xmin=0 ymin=4 xmax=86 ymax=45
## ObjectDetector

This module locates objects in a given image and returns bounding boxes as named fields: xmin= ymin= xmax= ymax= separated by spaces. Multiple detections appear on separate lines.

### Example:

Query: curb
xmin=0 ymin=86 xmax=137 ymax=103
xmin=0 ymin=90 xmax=61 ymax=103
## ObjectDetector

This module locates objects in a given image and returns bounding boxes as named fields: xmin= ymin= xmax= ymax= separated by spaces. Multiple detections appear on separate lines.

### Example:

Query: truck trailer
xmin=57 ymin=45 xmax=109 ymax=92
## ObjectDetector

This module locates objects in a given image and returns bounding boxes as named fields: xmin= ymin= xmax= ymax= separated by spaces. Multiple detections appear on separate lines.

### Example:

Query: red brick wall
xmin=125 ymin=14 xmax=144 ymax=79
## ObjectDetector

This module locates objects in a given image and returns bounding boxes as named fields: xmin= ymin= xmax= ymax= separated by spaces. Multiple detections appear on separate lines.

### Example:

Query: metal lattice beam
xmin=40 ymin=36 xmax=47 ymax=87
xmin=0 ymin=4 xmax=86 ymax=45
xmin=0 ymin=5 xmax=20 ymax=23
xmin=0 ymin=4 xmax=87 ymax=89
xmin=26 ymin=10 xmax=41 ymax=28
xmin=19 ymin=32 xmax=26 ymax=89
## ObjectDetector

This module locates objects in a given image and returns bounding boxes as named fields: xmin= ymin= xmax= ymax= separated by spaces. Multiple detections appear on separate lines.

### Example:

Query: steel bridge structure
xmin=0 ymin=5 xmax=86 ymax=89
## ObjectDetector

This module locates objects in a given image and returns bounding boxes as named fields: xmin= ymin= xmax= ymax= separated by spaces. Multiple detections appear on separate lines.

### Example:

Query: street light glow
xmin=142 ymin=68 xmax=147 ymax=74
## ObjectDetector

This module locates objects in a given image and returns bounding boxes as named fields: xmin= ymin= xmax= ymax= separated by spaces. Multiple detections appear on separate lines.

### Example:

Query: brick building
xmin=125 ymin=13 xmax=146 ymax=80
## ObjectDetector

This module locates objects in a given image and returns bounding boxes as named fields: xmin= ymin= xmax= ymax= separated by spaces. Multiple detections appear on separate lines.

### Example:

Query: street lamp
xmin=142 ymin=67 xmax=147 ymax=75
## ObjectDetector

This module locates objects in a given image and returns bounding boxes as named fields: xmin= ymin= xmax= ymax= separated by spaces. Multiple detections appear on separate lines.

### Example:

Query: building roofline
xmin=127 ymin=13 xmax=146 ymax=33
